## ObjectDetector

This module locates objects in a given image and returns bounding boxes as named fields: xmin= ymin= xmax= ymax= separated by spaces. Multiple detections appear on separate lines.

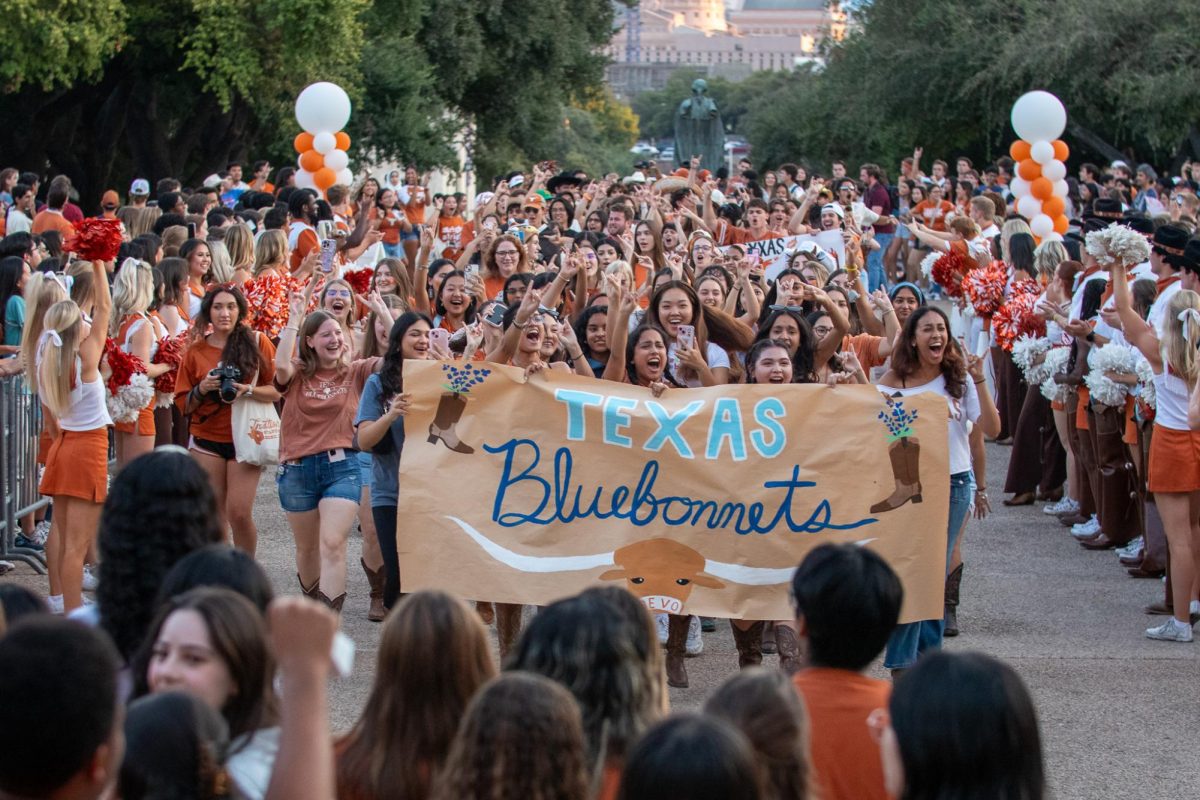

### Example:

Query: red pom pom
xmin=931 ymin=250 xmax=969 ymax=298
xmin=962 ymin=262 xmax=1008 ymax=317
xmin=151 ymin=333 xmax=187 ymax=394
xmin=992 ymin=289 xmax=1044 ymax=352
xmin=104 ymin=338 xmax=147 ymax=395
xmin=66 ymin=218 xmax=124 ymax=263
xmin=342 ymin=268 xmax=373 ymax=297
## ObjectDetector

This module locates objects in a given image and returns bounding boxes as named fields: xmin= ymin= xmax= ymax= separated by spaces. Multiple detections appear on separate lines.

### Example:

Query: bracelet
xmin=974 ymin=379 xmax=986 ymax=385
xmin=569 ymin=350 xmax=584 ymax=361
xmin=976 ymin=490 xmax=988 ymax=497
xmin=513 ymin=319 xmax=530 ymax=330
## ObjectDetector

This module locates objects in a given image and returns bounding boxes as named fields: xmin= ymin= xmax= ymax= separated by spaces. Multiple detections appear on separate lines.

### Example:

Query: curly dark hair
xmin=98 ymin=449 xmax=223 ymax=662
xmin=755 ymin=308 xmax=818 ymax=383
xmin=890 ymin=306 xmax=967 ymax=399
xmin=193 ymin=284 xmax=265 ymax=379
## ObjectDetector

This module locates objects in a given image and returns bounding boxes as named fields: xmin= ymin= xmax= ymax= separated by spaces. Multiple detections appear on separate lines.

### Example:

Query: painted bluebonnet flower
xmin=441 ymin=362 xmax=492 ymax=395
xmin=877 ymin=397 xmax=918 ymax=442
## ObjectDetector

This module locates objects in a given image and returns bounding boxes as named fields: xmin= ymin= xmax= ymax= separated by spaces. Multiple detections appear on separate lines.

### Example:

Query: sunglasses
xmin=326 ymin=289 xmax=352 ymax=299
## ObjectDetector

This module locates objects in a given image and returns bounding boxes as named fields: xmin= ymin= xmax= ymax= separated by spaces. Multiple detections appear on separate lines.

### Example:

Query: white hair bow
xmin=36 ymin=328 xmax=63 ymax=362
xmin=1178 ymin=308 xmax=1200 ymax=341
xmin=118 ymin=257 xmax=141 ymax=275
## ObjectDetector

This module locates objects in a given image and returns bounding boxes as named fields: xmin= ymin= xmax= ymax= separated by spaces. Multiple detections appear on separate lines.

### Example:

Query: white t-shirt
xmin=5 ymin=208 xmax=31 ymax=234
xmin=227 ymin=727 xmax=280 ymax=800
xmin=668 ymin=341 xmax=730 ymax=388
xmin=878 ymin=374 xmax=980 ymax=475
xmin=1147 ymin=276 xmax=1182 ymax=338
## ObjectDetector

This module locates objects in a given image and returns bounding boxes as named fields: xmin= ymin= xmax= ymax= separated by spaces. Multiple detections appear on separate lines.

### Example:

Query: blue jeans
xmin=883 ymin=470 xmax=974 ymax=669
xmin=867 ymin=232 xmax=894 ymax=292
xmin=276 ymin=450 xmax=362 ymax=513
xmin=382 ymin=242 xmax=403 ymax=259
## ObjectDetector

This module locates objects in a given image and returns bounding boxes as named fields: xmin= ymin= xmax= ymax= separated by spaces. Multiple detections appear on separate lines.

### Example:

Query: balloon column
xmin=1008 ymin=90 xmax=1070 ymax=241
xmin=293 ymin=82 xmax=354 ymax=195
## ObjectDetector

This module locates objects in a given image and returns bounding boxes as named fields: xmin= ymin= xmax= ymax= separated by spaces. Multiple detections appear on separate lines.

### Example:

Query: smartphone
xmin=317 ymin=220 xmax=335 ymax=239
xmin=465 ymin=263 xmax=480 ymax=281
xmin=186 ymin=222 xmax=197 ymax=238
xmin=677 ymin=324 xmax=696 ymax=352
xmin=485 ymin=302 xmax=508 ymax=327
xmin=429 ymin=327 xmax=450 ymax=352
xmin=318 ymin=238 xmax=338 ymax=274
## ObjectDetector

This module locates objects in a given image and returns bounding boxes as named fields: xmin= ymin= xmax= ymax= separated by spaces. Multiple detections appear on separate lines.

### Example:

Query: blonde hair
xmin=1033 ymin=240 xmax=1067 ymax=282
xmin=224 ymin=224 xmax=255 ymax=271
xmin=253 ymin=230 xmax=288 ymax=276
xmin=123 ymin=206 xmax=161 ymax=239
xmin=37 ymin=301 xmax=84 ymax=418
xmin=110 ymin=260 xmax=155 ymax=336
xmin=161 ymin=226 xmax=188 ymax=258
xmin=1000 ymin=218 xmax=1032 ymax=262
xmin=604 ymin=259 xmax=635 ymax=292
xmin=20 ymin=273 xmax=68 ymax=394
xmin=373 ymin=258 xmax=414 ymax=301
xmin=801 ymin=259 xmax=830 ymax=287
xmin=358 ymin=294 xmax=406 ymax=359
xmin=1165 ymin=290 xmax=1200 ymax=386
xmin=206 ymin=240 xmax=233 ymax=284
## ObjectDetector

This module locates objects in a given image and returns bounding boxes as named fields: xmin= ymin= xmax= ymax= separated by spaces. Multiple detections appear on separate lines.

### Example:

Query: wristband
xmin=974 ymin=379 xmax=986 ymax=385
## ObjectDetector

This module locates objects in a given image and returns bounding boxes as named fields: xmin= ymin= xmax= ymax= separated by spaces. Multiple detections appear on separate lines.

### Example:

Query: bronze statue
xmin=674 ymin=78 xmax=725 ymax=171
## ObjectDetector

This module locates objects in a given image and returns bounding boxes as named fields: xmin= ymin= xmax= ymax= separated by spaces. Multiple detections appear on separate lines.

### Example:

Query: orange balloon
xmin=313 ymin=167 xmax=337 ymax=191
xmin=1052 ymin=140 xmax=1070 ymax=161
xmin=299 ymin=149 xmax=324 ymax=172
xmin=1053 ymin=215 xmax=1069 ymax=234
xmin=1010 ymin=140 xmax=1032 ymax=162
xmin=294 ymin=132 xmax=314 ymax=154
xmin=1042 ymin=195 xmax=1065 ymax=218
xmin=1017 ymin=159 xmax=1042 ymax=181
xmin=1030 ymin=177 xmax=1054 ymax=200
xmin=335 ymin=131 xmax=351 ymax=151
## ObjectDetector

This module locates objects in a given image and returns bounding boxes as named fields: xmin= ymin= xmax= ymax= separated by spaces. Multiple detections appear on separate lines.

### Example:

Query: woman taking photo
xmin=875 ymin=306 xmax=1000 ymax=673
xmin=274 ymin=289 xmax=389 ymax=612
xmin=175 ymin=285 xmax=279 ymax=555
xmin=647 ymin=280 xmax=753 ymax=387
xmin=36 ymin=258 xmax=111 ymax=614
xmin=111 ymin=259 xmax=172 ymax=469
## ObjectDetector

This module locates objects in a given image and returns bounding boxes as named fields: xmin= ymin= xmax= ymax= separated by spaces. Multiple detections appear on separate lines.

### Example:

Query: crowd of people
xmin=2 ymin=145 xmax=1200 ymax=798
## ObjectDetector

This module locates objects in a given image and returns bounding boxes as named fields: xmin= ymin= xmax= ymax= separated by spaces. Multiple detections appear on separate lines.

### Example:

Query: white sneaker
xmin=685 ymin=615 xmax=704 ymax=656
xmin=1071 ymin=516 xmax=1101 ymax=539
xmin=654 ymin=612 xmax=668 ymax=645
xmin=82 ymin=564 xmax=99 ymax=592
xmin=1145 ymin=618 xmax=1193 ymax=642
xmin=1044 ymin=496 xmax=1079 ymax=515
xmin=1116 ymin=536 xmax=1144 ymax=560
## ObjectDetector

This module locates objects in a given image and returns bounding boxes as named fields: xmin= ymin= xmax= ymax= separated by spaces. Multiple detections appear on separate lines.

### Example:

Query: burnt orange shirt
xmin=32 ymin=209 xmax=76 ymax=242
xmin=278 ymin=357 xmax=378 ymax=461
xmin=793 ymin=668 xmax=892 ymax=800
xmin=842 ymin=333 xmax=886 ymax=370
xmin=175 ymin=334 xmax=277 ymax=442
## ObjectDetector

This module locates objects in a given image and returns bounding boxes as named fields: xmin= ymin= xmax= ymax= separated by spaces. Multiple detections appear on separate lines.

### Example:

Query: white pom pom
xmin=1013 ymin=335 xmax=1053 ymax=384
xmin=919 ymin=251 xmax=940 ymax=280
xmin=1135 ymin=353 xmax=1156 ymax=409
xmin=1084 ymin=344 xmax=1139 ymax=407
xmin=1039 ymin=347 xmax=1071 ymax=402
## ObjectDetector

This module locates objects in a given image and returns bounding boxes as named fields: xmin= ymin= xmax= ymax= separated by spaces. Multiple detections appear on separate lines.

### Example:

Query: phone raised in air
xmin=676 ymin=324 xmax=696 ymax=352
xmin=318 ymin=239 xmax=338 ymax=274
xmin=428 ymin=327 xmax=450 ymax=352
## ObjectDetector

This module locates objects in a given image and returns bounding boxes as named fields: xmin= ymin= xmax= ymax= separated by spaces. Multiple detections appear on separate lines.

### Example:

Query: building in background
xmin=607 ymin=0 xmax=846 ymax=98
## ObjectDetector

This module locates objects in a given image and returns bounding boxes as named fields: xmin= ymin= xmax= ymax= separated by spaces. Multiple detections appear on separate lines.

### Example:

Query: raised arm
xmin=810 ymin=285 xmax=851 ymax=367
xmin=274 ymin=289 xmax=307 ymax=386
xmin=486 ymin=286 xmax=542 ymax=363
xmin=601 ymin=285 xmax=638 ymax=383
xmin=80 ymin=260 xmax=112 ymax=374
xmin=1110 ymin=260 xmax=1159 ymax=363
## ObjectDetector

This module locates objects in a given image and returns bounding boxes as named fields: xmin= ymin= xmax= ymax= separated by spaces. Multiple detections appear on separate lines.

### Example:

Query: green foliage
xmin=0 ymin=1 xmax=125 ymax=91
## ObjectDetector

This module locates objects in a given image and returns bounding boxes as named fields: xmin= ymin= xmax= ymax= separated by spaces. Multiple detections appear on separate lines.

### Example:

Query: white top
xmin=227 ymin=727 xmax=280 ymax=800
xmin=5 ymin=207 xmax=31 ymax=234
xmin=668 ymin=341 xmax=730 ymax=388
xmin=1147 ymin=277 xmax=1182 ymax=338
xmin=1069 ymin=269 xmax=1108 ymax=321
xmin=119 ymin=315 xmax=162 ymax=361
xmin=879 ymin=374 xmax=980 ymax=475
xmin=1152 ymin=369 xmax=1189 ymax=431
xmin=43 ymin=358 xmax=112 ymax=431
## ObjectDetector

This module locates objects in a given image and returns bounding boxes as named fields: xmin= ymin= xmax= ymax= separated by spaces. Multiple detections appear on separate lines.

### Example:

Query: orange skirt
xmin=115 ymin=405 xmax=155 ymax=437
xmin=1148 ymin=425 xmax=1200 ymax=493
xmin=37 ymin=426 xmax=53 ymax=465
xmin=1051 ymin=399 xmax=1064 ymax=412
xmin=40 ymin=427 xmax=110 ymax=502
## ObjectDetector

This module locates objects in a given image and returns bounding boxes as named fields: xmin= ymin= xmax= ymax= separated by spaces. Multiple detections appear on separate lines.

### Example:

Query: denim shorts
xmin=357 ymin=450 xmax=373 ymax=486
xmin=276 ymin=450 xmax=362 ymax=513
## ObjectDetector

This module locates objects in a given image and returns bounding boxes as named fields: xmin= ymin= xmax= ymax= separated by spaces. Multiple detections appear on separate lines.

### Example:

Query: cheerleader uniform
xmin=1147 ymin=369 xmax=1200 ymax=493
xmin=39 ymin=358 xmax=112 ymax=502
xmin=115 ymin=313 xmax=163 ymax=437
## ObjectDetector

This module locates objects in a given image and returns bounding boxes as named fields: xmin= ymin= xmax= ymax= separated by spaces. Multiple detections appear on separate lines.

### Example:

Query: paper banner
xmin=397 ymin=361 xmax=949 ymax=623
xmin=720 ymin=230 xmax=847 ymax=281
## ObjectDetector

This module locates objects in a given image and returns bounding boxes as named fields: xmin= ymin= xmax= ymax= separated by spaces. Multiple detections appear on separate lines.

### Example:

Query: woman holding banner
xmin=874 ymin=306 xmax=1000 ymax=674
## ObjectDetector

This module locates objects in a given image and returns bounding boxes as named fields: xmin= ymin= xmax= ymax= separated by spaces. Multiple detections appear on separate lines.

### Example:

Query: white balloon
xmin=1009 ymin=176 xmax=1031 ymax=198
xmin=1011 ymin=90 xmax=1067 ymax=143
xmin=336 ymin=168 xmax=354 ymax=187
xmin=295 ymin=170 xmax=316 ymax=190
xmin=1044 ymin=232 xmax=1063 ymax=242
xmin=1041 ymin=160 xmax=1066 ymax=182
xmin=323 ymin=149 xmax=349 ymax=172
xmin=1030 ymin=213 xmax=1055 ymax=238
xmin=1030 ymin=140 xmax=1055 ymax=165
xmin=295 ymin=82 xmax=352 ymax=135
xmin=1053 ymin=179 xmax=1069 ymax=198
xmin=1017 ymin=195 xmax=1043 ymax=219
xmin=312 ymin=131 xmax=337 ymax=155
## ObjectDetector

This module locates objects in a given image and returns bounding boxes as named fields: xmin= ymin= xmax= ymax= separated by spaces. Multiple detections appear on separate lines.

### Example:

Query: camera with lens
xmin=211 ymin=364 xmax=243 ymax=403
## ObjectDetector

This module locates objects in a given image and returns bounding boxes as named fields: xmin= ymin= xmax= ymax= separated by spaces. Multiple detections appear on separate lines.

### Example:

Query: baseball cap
xmin=523 ymin=194 xmax=545 ymax=211
xmin=101 ymin=190 xmax=119 ymax=210
xmin=129 ymin=179 xmax=150 ymax=196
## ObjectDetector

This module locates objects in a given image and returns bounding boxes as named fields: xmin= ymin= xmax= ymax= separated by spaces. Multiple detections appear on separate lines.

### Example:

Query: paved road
xmin=6 ymin=442 xmax=1198 ymax=799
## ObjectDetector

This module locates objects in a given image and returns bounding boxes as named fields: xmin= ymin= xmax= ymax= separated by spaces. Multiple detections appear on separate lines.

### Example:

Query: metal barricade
xmin=1 ymin=375 xmax=49 ymax=573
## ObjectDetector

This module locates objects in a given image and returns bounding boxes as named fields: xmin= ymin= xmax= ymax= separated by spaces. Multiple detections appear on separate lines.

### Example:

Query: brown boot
xmin=475 ymin=600 xmax=495 ymax=625
xmin=297 ymin=573 xmax=320 ymax=600
xmin=665 ymin=614 xmax=690 ymax=688
xmin=761 ymin=621 xmax=777 ymax=654
xmin=774 ymin=624 xmax=803 ymax=675
xmin=731 ymin=621 xmax=765 ymax=669
xmin=870 ymin=437 xmax=923 ymax=514
xmin=317 ymin=591 xmax=346 ymax=613
xmin=361 ymin=559 xmax=386 ymax=622
xmin=944 ymin=564 xmax=963 ymax=637
xmin=496 ymin=603 xmax=523 ymax=662
xmin=427 ymin=393 xmax=474 ymax=454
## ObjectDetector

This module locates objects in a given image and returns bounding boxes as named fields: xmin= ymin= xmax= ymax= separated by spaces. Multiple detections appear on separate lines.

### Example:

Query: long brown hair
xmin=430 ymin=672 xmax=588 ymax=800
xmin=296 ymin=310 xmax=349 ymax=378
xmin=337 ymin=590 xmax=495 ymax=800
xmin=192 ymin=285 xmax=264 ymax=380
xmin=889 ymin=306 xmax=966 ymax=399
xmin=649 ymin=280 xmax=755 ymax=359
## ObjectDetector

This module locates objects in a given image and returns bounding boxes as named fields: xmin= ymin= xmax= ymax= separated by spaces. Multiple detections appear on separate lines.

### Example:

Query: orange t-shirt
xmin=289 ymin=224 xmax=319 ymax=272
xmin=484 ymin=274 xmax=507 ymax=302
xmin=912 ymin=200 xmax=955 ymax=232
xmin=436 ymin=214 xmax=468 ymax=261
xmin=31 ymin=210 xmax=76 ymax=243
xmin=401 ymin=185 xmax=427 ymax=225
xmin=793 ymin=668 xmax=892 ymax=800
xmin=278 ymin=357 xmax=378 ymax=461
xmin=174 ymin=334 xmax=277 ymax=442
xmin=842 ymin=333 xmax=885 ymax=370
xmin=378 ymin=208 xmax=405 ymax=245
xmin=715 ymin=222 xmax=782 ymax=247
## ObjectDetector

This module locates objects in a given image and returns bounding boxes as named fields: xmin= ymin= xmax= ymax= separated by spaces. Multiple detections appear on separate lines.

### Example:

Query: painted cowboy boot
xmin=427 ymin=393 xmax=474 ymax=454
xmin=870 ymin=437 xmax=923 ymax=513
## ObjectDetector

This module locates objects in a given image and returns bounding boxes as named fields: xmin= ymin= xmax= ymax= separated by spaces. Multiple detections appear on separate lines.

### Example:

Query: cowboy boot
xmin=317 ymin=591 xmax=346 ymax=613
xmin=774 ymin=624 xmax=803 ymax=675
xmin=361 ymin=559 xmax=386 ymax=622
xmin=475 ymin=600 xmax=495 ymax=626
xmin=496 ymin=603 xmax=523 ymax=662
xmin=944 ymin=563 xmax=963 ymax=637
xmin=665 ymin=614 xmax=690 ymax=688
xmin=297 ymin=573 xmax=320 ymax=601
xmin=761 ymin=621 xmax=777 ymax=654
xmin=871 ymin=437 xmax=923 ymax=513
xmin=427 ymin=393 xmax=474 ymax=454
xmin=731 ymin=620 xmax=765 ymax=669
